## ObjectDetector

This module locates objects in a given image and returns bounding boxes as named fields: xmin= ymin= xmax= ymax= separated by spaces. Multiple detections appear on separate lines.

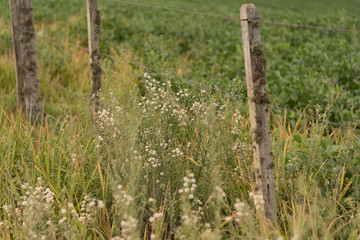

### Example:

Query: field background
xmin=0 ymin=0 xmax=360 ymax=239
xmin=1 ymin=0 xmax=360 ymax=121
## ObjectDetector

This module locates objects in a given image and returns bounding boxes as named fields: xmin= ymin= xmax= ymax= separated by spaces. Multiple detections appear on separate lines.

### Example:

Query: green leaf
xmin=324 ymin=145 xmax=340 ymax=155
xmin=293 ymin=134 xmax=302 ymax=143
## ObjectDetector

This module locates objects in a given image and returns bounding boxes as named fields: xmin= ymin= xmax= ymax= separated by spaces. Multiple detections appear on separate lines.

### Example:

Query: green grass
xmin=1 ymin=0 xmax=360 ymax=121
xmin=0 ymin=0 xmax=359 ymax=239
xmin=0 ymin=72 xmax=359 ymax=239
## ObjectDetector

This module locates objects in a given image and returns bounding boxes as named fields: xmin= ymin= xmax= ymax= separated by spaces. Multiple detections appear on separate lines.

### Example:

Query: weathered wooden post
xmin=9 ymin=0 xmax=42 ymax=123
xmin=9 ymin=0 xmax=25 ymax=111
xmin=86 ymin=0 xmax=102 ymax=115
xmin=240 ymin=4 xmax=277 ymax=226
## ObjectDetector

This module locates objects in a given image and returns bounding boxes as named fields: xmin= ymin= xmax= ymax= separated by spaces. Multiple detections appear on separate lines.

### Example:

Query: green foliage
xmin=0 ymin=69 xmax=359 ymax=239
xmin=0 ymin=0 xmax=359 ymax=239
xmin=2 ymin=0 xmax=360 ymax=121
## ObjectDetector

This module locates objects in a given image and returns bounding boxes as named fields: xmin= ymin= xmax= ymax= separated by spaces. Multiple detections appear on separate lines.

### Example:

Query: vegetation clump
xmin=0 ymin=0 xmax=359 ymax=239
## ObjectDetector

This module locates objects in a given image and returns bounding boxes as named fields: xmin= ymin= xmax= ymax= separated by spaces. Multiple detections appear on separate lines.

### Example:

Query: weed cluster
xmin=0 ymin=65 xmax=359 ymax=240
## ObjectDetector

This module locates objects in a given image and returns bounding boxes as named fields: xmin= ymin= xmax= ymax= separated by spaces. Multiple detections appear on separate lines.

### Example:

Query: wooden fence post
xmin=240 ymin=4 xmax=277 ymax=226
xmin=10 ymin=0 xmax=42 ymax=123
xmin=9 ymin=0 xmax=25 ymax=111
xmin=86 ymin=0 xmax=102 ymax=115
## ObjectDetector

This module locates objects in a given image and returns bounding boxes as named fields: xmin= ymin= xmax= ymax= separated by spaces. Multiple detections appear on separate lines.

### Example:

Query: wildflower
xmin=249 ymin=191 xmax=264 ymax=210
xmin=111 ymin=237 xmax=122 ymax=240
xmin=98 ymin=200 xmax=105 ymax=209
xmin=215 ymin=186 xmax=226 ymax=198
xmin=291 ymin=235 xmax=299 ymax=240
xmin=59 ymin=217 xmax=67 ymax=224
xmin=71 ymin=153 xmax=76 ymax=162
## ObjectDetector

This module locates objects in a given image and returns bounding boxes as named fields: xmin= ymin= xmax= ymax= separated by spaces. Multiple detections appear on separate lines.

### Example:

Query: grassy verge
xmin=0 ymin=62 xmax=359 ymax=238
xmin=0 ymin=0 xmax=359 ymax=239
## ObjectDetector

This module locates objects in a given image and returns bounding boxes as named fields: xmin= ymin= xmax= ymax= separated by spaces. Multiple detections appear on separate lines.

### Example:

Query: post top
xmin=240 ymin=4 xmax=259 ymax=20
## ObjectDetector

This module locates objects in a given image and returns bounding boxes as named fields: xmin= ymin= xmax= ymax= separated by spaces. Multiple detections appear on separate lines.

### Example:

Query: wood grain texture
xmin=87 ymin=0 xmax=102 ymax=115
xmin=240 ymin=4 xmax=277 ymax=225
xmin=9 ymin=0 xmax=25 ymax=110
xmin=10 ymin=0 xmax=42 ymax=123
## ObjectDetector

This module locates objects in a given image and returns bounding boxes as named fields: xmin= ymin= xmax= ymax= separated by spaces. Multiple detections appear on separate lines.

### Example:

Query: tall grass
xmin=0 ymin=52 xmax=359 ymax=238
xmin=0 ymin=5 xmax=359 ymax=238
